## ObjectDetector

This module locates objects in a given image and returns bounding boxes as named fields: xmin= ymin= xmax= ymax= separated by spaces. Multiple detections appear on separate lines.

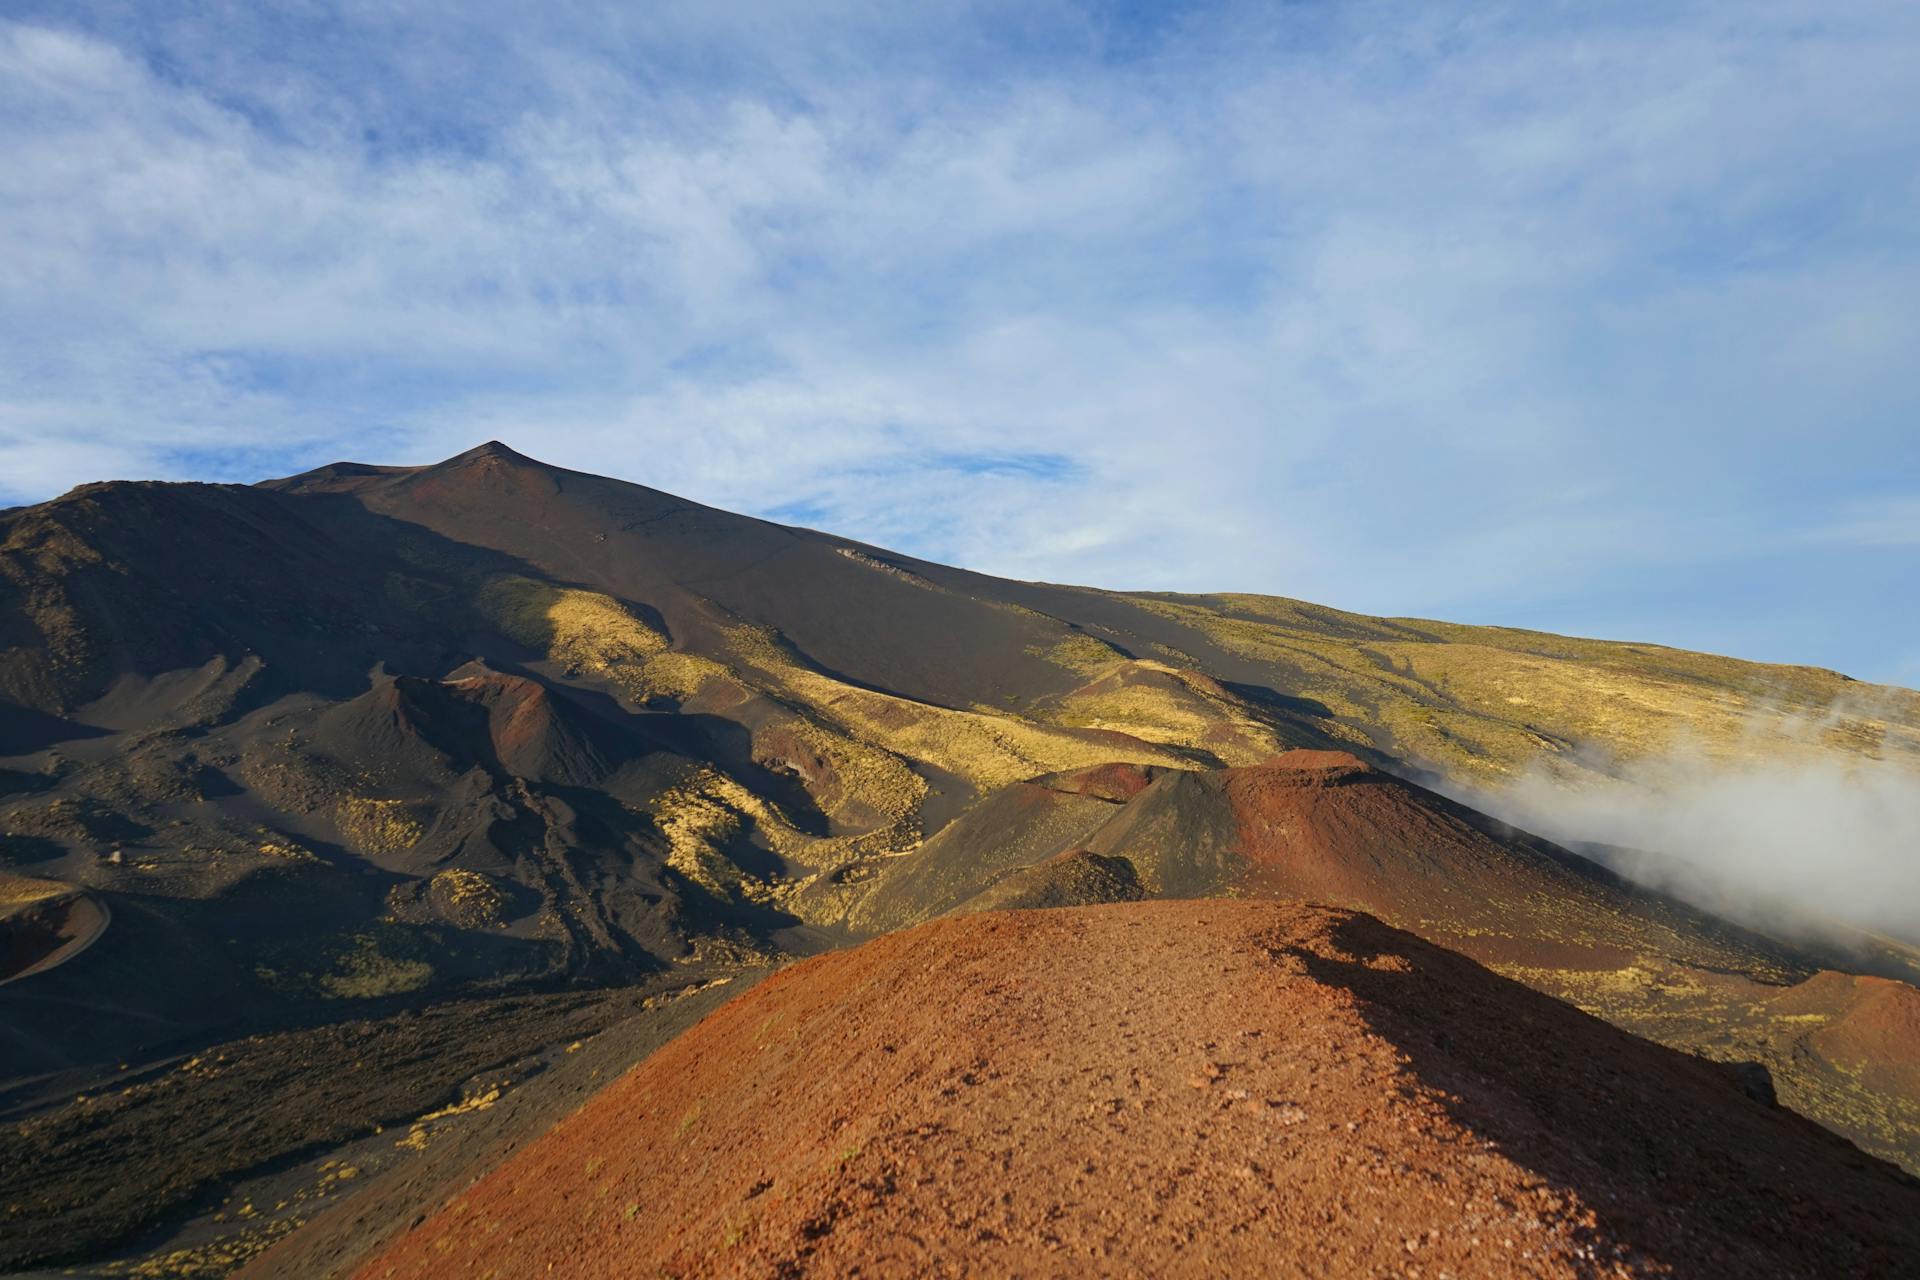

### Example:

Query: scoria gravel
xmin=361 ymin=899 xmax=1920 ymax=1279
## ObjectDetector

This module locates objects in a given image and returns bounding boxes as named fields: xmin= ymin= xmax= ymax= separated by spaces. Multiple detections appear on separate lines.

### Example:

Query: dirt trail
xmin=359 ymin=900 xmax=1920 ymax=1279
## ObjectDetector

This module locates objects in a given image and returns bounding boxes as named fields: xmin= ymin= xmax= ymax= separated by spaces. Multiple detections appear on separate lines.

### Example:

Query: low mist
xmin=1458 ymin=731 xmax=1920 ymax=950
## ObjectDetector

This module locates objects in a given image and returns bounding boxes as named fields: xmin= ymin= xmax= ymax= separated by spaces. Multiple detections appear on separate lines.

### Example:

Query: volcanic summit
xmin=3 ymin=443 xmax=1918 ymax=1277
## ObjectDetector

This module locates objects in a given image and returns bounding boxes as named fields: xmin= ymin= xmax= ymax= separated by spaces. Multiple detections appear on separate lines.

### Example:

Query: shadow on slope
xmin=356 ymin=900 xmax=1920 ymax=1280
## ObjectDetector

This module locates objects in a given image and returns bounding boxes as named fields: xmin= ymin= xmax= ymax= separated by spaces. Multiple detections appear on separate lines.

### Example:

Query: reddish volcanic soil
xmin=1769 ymin=970 xmax=1920 ymax=1096
xmin=1221 ymin=750 xmax=1571 ymax=920
xmin=359 ymin=900 xmax=1919 ymax=1279
xmin=1044 ymin=760 xmax=1165 ymax=803
xmin=1200 ymin=751 xmax=1773 ymax=971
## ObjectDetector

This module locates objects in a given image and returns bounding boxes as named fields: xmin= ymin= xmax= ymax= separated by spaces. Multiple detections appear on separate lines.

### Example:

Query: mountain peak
xmin=446 ymin=439 xmax=540 ymax=466
xmin=257 ymin=440 xmax=545 ymax=495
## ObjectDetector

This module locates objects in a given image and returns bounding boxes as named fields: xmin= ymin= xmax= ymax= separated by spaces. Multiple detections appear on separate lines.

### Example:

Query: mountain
xmin=4 ymin=442 xmax=1920 ymax=1274
xmin=849 ymin=748 xmax=1920 ymax=1171
xmin=352 ymin=900 xmax=1920 ymax=1280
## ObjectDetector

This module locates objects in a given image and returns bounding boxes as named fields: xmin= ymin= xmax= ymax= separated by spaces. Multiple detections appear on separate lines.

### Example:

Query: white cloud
xmin=1460 ymin=711 xmax=1920 ymax=946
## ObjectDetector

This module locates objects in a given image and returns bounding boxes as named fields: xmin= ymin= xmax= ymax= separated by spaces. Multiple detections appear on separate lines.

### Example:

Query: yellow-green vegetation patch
xmin=675 ymin=932 xmax=784 ymax=966
xmin=653 ymin=620 xmax=1221 ymax=903
xmin=652 ymin=767 xmax=791 ymax=904
xmin=107 ymin=1217 xmax=300 ymax=1278
xmin=334 ymin=797 xmax=424 ymax=856
xmin=311 ymin=933 xmax=434 ymax=1000
xmin=0 ymin=872 xmax=71 ymax=910
xmin=1147 ymin=640 xmax=1203 ymax=666
xmin=395 ymin=1084 xmax=504 ymax=1153
xmin=615 ymin=650 xmax=734 ymax=704
xmin=648 ymin=623 xmax=930 ymax=849
xmin=644 ymin=760 xmax=924 ymax=918
xmin=1028 ymin=633 xmax=1128 ymax=676
xmin=758 ymin=715 xmax=927 ymax=843
xmin=1126 ymin=590 xmax=1920 ymax=781
xmin=768 ymin=659 xmax=1193 ymax=792
xmin=1039 ymin=660 xmax=1299 ymax=765
xmin=255 ymin=838 xmax=319 ymax=863
xmin=476 ymin=575 xmax=667 ymax=675
xmin=1396 ymin=640 xmax=1920 ymax=771
xmin=427 ymin=868 xmax=509 ymax=929
xmin=692 ymin=770 xmax=812 ymax=857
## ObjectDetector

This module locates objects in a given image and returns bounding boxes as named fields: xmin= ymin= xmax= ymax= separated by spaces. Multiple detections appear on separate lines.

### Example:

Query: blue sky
xmin=2 ymin=2 xmax=1917 ymax=686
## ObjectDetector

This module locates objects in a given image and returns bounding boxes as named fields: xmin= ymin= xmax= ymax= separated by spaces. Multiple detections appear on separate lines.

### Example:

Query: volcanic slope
xmin=0 ymin=872 xmax=106 ymax=984
xmin=7 ymin=442 xmax=1920 ymax=1272
xmin=872 ymin=750 xmax=1797 ymax=967
xmin=6 ymin=437 xmax=1901 ymax=1074
xmin=273 ymin=444 xmax=1920 ymax=781
xmin=359 ymin=900 xmax=1920 ymax=1280
xmin=850 ymin=749 xmax=1920 ymax=1173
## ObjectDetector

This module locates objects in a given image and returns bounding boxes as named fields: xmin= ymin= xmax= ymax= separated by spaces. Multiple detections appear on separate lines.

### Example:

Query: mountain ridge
xmin=351 ymin=900 xmax=1920 ymax=1280
xmin=5 ymin=441 xmax=1920 ymax=1274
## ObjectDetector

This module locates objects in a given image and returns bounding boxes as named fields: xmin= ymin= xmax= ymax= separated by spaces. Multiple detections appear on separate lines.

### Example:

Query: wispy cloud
xmin=2 ymin=3 xmax=1917 ymax=680
xmin=1460 ymin=706 xmax=1920 ymax=947
xmin=1809 ymin=495 xmax=1920 ymax=549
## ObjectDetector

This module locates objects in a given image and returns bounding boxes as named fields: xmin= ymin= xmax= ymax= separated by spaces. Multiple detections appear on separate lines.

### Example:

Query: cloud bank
xmin=1464 ymin=723 xmax=1920 ymax=948
xmin=2 ymin=2 xmax=1917 ymax=681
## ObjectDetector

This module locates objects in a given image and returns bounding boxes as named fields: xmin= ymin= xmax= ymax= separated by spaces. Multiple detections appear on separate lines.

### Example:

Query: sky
xmin=2 ymin=2 xmax=1917 ymax=686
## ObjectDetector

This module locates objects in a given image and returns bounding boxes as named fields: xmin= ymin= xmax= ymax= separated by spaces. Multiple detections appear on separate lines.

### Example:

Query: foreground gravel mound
xmin=362 ymin=899 xmax=1920 ymax=1278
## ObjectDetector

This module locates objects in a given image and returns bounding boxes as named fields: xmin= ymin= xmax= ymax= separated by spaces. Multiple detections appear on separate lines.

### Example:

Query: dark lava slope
xmin=0 ymin=442 xmax=1386 ymax=1073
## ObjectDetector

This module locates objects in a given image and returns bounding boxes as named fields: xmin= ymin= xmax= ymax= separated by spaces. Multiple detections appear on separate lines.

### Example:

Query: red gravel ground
xmin=360 ymin=900 xmax=1920 ymax=1279
xmin=1768 ymin=969 xmax=1920 ymax=1096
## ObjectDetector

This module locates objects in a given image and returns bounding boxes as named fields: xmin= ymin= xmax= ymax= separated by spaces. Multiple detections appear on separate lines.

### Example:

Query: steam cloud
xmin=1460 ymin=723 xmax=1920 ymax=949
